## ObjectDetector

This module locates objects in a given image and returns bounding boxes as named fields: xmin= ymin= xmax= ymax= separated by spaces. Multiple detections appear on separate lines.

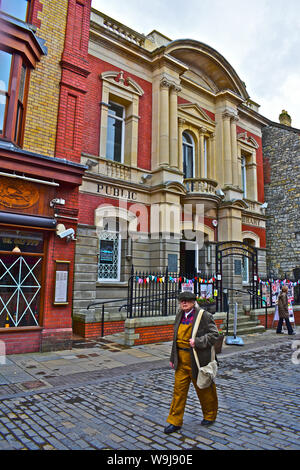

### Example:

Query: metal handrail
xmin=119 ymin=291 xmax=179 ymax=318
xmin=223 ymin=287 xmax=268 ymax=332
xmin=87 ymin=298 xmax=128 ymax=337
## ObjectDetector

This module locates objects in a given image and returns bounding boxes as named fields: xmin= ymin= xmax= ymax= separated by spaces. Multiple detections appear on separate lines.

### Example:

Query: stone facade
xmin=262 ymin=123 xmax=300 ymax=279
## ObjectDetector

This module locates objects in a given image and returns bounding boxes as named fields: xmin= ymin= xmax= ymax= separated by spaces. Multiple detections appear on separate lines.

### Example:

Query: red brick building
xmin=72 ymin=7 xmax=269 ymax=341
xmin=0 ymin=0 xmax=90 ymax=353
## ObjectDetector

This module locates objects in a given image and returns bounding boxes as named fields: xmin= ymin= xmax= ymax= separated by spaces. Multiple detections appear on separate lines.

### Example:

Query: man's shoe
xmin=164 ymin=424 xmax=181 ymax=434
xmin=289 ymin=331 xmax=296 ymax=335
xmin=201 ymin=419 xmax=215 ymax=426
xmin=276 ymin=332 xmax=284 ymax=334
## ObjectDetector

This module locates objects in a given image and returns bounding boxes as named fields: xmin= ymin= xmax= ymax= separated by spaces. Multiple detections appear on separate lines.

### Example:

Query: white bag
xmin=191 ymin=309 xmax=218 ymax=389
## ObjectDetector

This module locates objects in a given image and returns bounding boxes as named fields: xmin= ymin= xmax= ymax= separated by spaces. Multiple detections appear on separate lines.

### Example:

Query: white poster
xmin=200 ymin=284 xmax=213 ymax=299
xmin=288 ymin=305 xmax=295 ymax=324
xmin=181 ymin=283 xmax=194 ymax=293
xmin=54 ymin=271 xmax=68 ymax=303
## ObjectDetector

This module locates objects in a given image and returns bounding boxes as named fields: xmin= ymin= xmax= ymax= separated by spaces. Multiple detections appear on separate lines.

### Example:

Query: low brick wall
xmin=72 ymin=309 xmax=126 ymax=339
xmin=250 ymin=305 xmax=300 ymax=329
xmin=124 ymin=316 xmax=175 ymax=346
xmin=40 ymin=328 xmax=72 ymax=352
xmin=0 ymin=327 xmax=42 ymax=354
xmin=0 ymin=326 xmax=74 ymax=354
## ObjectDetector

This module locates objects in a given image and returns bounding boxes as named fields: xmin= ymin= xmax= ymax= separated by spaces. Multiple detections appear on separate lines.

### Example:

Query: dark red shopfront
xmin=0 ymin=148 xmax=86 ymax=354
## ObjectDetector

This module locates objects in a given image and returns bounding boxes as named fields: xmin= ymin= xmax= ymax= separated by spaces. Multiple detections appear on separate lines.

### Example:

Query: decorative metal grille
xmin=0 ymin=255 xmax=41 ymax=327
xmin=98 ymin=231 xmax=120 ymax=281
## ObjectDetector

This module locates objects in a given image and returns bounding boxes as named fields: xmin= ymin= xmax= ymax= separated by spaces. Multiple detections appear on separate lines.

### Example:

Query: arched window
xmin=182 ymin=131 xmax=194 ymax=179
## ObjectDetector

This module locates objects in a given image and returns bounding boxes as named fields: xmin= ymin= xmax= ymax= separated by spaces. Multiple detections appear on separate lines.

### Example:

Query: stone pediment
xmin=178 ymin=102 xmax=215 ymax=125
xmin=237 ymin=132 xmax=259 ymax=149
xmin=100 ymin=70 xmax=144 ymax=96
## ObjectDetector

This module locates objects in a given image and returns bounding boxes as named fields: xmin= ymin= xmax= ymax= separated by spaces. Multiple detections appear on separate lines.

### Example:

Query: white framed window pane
xmin=183 ymin=145 xmax=194 ymax=178
xmin=182 ymin=132 xmax=194 ymax=179
xmin=106 ymin=102 xmax=124 ymax=162
xmin=242 ymin=256 xmax=249 ymax=283
xmin=0 ymin=50 xmax=12 ymax=133
xmin=0 ymin=0 xmax=29 ymax=21
xmin=108 ymin=102 xmax=124 ymax=119
xmin=106 ymin=116 xmax=122 ymax=161
xmin=241 ymin=156 xmax=247 ymax=198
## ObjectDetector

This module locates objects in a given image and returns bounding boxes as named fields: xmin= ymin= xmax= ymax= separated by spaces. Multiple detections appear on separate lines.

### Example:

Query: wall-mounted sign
xmin=99 ymin=240 xmax=114 ymax=264
xmin=53 ymin=260 xmax=70 ymax=305
xmin=168 ymin=254 xmax=178 ymax=272
xmin=0 ymin=177 xmax=39 ymax=209
xmin=242 ymin=215 xmax=264 ymax=227
xmin=234 ymin=259 xmax=242 ymax=275
xmin=0 ymin=176 xmax=55 ymax=217
xmin=97 ymin=183 xmax=137 ymax=200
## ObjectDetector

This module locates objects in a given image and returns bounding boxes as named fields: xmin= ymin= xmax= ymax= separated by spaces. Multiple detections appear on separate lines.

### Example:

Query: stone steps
xmin=221 ymin=314 xmax=265 ymax=335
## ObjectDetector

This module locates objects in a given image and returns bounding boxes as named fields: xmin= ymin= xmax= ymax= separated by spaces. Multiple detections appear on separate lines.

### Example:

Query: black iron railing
xmin=126 ymin=266 xmax=216 ymax=318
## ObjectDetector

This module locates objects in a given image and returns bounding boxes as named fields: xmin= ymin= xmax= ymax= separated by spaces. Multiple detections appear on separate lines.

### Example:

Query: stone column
xmin=178 ymin=118 xmax=185 ymax=172
xmin=99 ymin=84 xmax=110 ymax=159
xmin=222 ymin=111 xmax=233 ymax=186
xmin=159 ymin=78 xmax=170 ymax=166
xmin=248 ymin=155 xmax=258 ymax=200
xmin=199 ymin=128 xmax=206 ymax=178
xmin=169 ymin=84 xmax=180 ymax=168
xmin=231 ymin=115 xmax=239 ymax=186
xmin=208 ymin=132 xmax=216 ymax=180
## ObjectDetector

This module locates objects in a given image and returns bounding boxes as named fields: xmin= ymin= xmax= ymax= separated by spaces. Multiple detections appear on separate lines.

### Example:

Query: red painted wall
xmin=242 ymin=224 xmax=266 ymax=249
xmin=83 ymin=56 xmax=152 ymax=170
xmin=237 ymin=126 xmax=264 ymax=203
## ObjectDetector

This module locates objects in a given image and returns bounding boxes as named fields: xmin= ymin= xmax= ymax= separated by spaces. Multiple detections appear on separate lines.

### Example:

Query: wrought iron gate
xmin=215 ymin=241 xmax=259 ymax=312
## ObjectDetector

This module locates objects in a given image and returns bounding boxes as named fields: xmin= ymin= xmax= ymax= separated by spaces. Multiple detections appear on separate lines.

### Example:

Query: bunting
xmin=135 ymin=275 xmax=216 ymax=284
xmin=259 ymin=279 xmax=300 ymax=287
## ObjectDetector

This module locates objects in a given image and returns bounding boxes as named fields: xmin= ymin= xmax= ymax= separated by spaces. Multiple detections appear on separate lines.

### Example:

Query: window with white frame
xmin=182 ymin=131 xmax=194 ymax=179
xmin=242 ymin=256 xmax=249 ymax=283
xmin=106 ymin=101 xmax=125 ymax=163
xmin=98 ymin=219 xmax=121 ymax=282
xmin=241 ymin=155 xmax=247 ymax=198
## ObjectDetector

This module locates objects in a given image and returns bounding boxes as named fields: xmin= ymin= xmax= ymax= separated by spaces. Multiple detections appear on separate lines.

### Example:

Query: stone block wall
xmin=262 ymin=124 xmax=300 ymax=279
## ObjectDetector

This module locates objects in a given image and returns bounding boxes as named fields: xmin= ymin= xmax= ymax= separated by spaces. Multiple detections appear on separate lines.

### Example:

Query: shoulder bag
xmin=191 ymin=309 xmax=218 ymax=389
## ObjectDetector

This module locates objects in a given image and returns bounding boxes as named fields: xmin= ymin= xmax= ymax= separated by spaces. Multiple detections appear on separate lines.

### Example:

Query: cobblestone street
xmin=0 ymin=336 xmax=299 ymax=452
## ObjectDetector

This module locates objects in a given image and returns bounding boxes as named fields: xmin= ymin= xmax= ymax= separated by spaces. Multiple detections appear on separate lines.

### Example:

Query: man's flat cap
xmin=178 ymin=291 xmax=197 ymax=301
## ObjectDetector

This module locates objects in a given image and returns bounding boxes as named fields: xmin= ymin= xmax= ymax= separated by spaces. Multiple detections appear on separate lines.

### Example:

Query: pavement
xmin=0 ymin=327 xmax=299 ymax=452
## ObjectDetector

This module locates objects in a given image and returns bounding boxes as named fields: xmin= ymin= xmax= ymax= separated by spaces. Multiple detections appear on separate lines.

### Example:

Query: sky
xmin=91 ymin=0 xmax=300 ymax=129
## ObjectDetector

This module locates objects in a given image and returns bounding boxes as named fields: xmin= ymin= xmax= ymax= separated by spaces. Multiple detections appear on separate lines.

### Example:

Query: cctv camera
xmin=140 ymin=173 xmax=152 ymax=183
xmin=50 ymin=198 xmax=65 ymax=207
xmin=58 ymin=228 xmax=75 ymax=239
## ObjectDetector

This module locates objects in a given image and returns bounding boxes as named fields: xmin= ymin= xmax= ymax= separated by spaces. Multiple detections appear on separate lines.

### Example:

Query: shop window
xmin=182 ymin=131 xmax=194 ymax=178
xmin=0 ymin=0 xmax=30 ymax=22
xmin=0 ymin=230 xmax=44 ymax=328
xmin=106 ymin=101 xmax=125 ymax=163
